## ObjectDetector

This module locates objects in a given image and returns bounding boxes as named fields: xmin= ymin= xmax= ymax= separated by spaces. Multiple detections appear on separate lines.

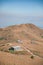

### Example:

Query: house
xmin=9 ymin=46 xmax=23 ymax=51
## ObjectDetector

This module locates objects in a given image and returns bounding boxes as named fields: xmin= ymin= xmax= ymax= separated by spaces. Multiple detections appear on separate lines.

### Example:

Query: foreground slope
xmin=0 ymin=51 xmax=43 ymax=65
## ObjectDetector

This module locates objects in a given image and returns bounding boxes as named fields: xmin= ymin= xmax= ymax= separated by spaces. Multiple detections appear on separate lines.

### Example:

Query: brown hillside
xmin=0 ymin=24 xmax=43 ymax=44
xmin=0 ymin=24 xmax=43 ymax=65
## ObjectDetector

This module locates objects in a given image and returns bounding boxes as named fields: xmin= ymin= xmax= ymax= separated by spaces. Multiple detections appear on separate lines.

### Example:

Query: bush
xmin=9 ymin=50 xmax=14 ymax=54
xmin=30 ymin=55 xmax=34 ymax=59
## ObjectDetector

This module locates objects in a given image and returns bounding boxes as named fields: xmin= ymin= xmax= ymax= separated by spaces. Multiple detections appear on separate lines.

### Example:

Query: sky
xmin=0 ymin=0 xmax=43 ymax=28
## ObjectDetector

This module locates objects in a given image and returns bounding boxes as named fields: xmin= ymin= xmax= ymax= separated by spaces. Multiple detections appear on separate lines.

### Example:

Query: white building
xmin=9 ymin=46 xmax=23 ymax=51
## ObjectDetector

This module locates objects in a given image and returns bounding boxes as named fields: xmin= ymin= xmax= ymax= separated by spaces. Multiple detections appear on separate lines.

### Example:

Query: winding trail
xmin=23 ymin=46 xmax=43 ymax=59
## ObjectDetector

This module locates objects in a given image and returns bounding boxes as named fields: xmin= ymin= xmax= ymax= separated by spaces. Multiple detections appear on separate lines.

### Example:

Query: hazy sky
xmin=0 ymin=0 xmax=43 ymax=28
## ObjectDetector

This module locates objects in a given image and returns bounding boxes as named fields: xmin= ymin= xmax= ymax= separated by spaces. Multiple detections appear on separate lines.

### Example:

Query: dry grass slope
xmin=0 ymin=24 xmax=43 ymax=65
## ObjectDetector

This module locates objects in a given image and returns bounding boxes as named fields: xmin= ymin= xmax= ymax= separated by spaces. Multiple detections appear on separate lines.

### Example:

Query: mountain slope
xmin=0 ymin=24 xmax=43 ymax=44
xmin=0 ymin=24 xmax=43 ymax=65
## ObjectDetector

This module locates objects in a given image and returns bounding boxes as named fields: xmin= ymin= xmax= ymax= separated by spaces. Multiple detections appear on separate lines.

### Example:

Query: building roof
xmin=12 ymin=46 xmax=21 ymax=48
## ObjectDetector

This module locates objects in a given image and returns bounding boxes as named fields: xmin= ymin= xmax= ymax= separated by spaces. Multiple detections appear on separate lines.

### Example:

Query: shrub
xmin=30 ymin=55 xmax=34 ymax=59
xmin=9 ymin=50 xmax=14 ymax=54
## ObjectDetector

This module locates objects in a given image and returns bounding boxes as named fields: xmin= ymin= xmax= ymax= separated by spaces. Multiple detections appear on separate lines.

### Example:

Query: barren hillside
xmin=0 ymin=24 xmax=43 ymax=65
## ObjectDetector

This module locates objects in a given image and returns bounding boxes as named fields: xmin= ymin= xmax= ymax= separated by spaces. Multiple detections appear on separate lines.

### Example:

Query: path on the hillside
xmin=23 ymin=46 xmax=43 ymax=59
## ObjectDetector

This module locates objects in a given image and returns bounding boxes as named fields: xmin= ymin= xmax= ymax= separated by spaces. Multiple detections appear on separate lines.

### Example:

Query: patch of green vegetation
xmin=9 ymin=50 xmax=14 ymax=54
xmin=41 ymin=36 xmax=43 ymax=38
xmin=0 ymin=37 xmax=4 ymax=40
xmin=9 ymin=50 xmax=28 ymax=55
